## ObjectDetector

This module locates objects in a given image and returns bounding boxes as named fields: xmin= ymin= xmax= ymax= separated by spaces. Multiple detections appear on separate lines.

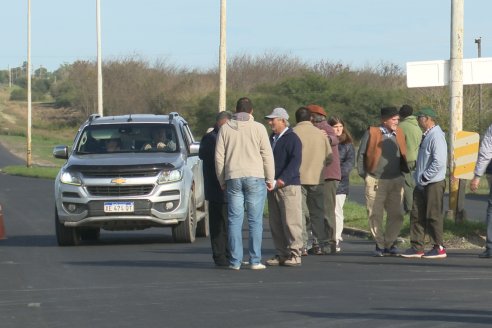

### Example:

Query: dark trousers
xmin=402 ymin=161 xmax=416 ymax=213
xmin=409 ymin=180 xmax=446 ymax=251
xmin=208 ymin=201 xmax=230 ymax=264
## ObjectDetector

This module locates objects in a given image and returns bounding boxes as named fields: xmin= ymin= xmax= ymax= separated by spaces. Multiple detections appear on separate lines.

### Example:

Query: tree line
xmin=1 ymin=54 xmax=491 ymax=140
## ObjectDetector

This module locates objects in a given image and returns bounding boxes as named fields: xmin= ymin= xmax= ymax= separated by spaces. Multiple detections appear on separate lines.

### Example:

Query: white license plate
xmin=104 ymin=202 xmax=134 ymax=213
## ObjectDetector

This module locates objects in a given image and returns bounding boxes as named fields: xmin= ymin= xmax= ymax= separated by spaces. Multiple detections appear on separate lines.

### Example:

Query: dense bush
xmin=9 ymin=88 xmax=46 ymax=102
xmin=4 ymin=54 xmax=492 ymax=140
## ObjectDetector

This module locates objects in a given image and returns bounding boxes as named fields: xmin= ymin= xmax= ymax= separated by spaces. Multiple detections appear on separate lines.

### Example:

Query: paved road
xmin=1 ymin=146 xmax=492 ymax=327
xmin=348 ymin=184 xmax=488 ymax=223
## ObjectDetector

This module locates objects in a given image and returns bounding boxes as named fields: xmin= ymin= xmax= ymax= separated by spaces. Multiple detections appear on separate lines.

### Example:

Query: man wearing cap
xmin=215 ymin=97 xmax=275 ymax=270
xmin=293 ymin=107 xmax=333 ymax=255
xmin=470 ymin=124 xmax=492 ymax=259
xmin=402 ymin=107 xmax=448 ymax=259
xmin=264 ymin=108 xmax=303 ymax=266
xmin=399 ymin=105 xmax=422 ymax=214
xmin=199 ymin=111 xmax=232 ymax=267
xmin=357 ymin=106 xmax=409 ymax=257
xmin=306 ymin=104 xmax=341 ymax=254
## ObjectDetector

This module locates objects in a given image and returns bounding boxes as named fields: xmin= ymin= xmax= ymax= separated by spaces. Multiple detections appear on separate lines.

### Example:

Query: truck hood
xmin=65 ymin=152 xmax=184 ymax=170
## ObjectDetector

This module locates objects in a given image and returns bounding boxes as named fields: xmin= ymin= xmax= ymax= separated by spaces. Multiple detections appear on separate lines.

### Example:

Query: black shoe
xmin=478 ymin=250 xmax=492 ymax=258
xmin=215 ymin=260 xmax=230 ymax=267
xmin=383 ymin=246 xmax=401 ymax=256
xmin=308 ymin=244 xmax=323 ymax=255
xmin=321 ymin=243 xmax=337 ymax=255
xmin=373 ymin=245 xmax=384 ymax=257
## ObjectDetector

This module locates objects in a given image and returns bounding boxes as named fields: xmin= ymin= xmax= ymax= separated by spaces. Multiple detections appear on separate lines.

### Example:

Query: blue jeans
xmin=486 ymin=176 xmax=492 ymax=250
xmin=226 ymin=177 xmax=267 ymax=267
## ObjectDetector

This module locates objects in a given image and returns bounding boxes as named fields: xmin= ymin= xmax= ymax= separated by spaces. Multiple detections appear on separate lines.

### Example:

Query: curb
xmin=343 ymin=226 xmax=371 ymax=239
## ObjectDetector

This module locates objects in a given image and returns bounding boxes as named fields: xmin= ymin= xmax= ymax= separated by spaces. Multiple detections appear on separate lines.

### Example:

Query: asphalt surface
xmin=1 ymin=144 xmax=492 ymax=327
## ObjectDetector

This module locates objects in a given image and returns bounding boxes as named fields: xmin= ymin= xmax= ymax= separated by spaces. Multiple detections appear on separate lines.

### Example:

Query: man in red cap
xmin=306 ymin=104 xmax=341 ymax=254
xmin=293 ymin=107 xmax=333 ymax=256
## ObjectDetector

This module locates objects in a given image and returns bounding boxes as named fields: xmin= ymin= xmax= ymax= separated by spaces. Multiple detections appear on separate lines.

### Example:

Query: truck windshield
xmin=75 ymin=123 xmax=179 ymax=154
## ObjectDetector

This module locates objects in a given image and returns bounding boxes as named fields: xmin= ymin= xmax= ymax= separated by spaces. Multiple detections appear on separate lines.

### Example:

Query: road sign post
xmin=406 ymin=0 xmax=492 ymax=222
xmin=406 ymin=56 xmax=492 ymax=222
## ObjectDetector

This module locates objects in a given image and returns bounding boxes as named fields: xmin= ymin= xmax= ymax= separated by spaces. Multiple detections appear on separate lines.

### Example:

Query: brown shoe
xmin=266 ymin=255 xmax=286 ymax=266
xmin=301 ymin=248 xmax=308 ymax=256
xmin=283 ymin=254 xmax=301 ymax=267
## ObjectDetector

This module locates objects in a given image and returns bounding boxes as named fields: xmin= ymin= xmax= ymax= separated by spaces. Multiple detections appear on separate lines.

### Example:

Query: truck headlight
xmin=60 ymin=170 xmax=83 ymax=186
xmin=157 ymin=169 xmax=182 ymax=184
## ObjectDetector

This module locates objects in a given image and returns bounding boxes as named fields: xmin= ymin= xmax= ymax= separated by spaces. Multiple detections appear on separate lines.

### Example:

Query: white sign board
xmin=407 ymin=57 xmax=492 ymax=88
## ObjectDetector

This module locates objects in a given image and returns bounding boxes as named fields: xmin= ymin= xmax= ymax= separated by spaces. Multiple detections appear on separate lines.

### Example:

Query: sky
xmin=1 ymin=0 xmax=491 ymax=73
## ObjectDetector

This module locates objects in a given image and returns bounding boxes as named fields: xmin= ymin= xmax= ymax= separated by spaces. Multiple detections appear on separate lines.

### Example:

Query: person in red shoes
xmin=401 ymin=107 xmax=448 ymax=259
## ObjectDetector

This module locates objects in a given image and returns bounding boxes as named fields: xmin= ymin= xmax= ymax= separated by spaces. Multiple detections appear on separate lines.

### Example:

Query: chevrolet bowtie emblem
xmin=111 ymin=178 xmax=126 ymax=184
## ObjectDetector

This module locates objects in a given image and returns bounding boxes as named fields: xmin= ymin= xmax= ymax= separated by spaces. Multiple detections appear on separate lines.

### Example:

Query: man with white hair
xmin=264 ymin=108 xmax=303 ymax=266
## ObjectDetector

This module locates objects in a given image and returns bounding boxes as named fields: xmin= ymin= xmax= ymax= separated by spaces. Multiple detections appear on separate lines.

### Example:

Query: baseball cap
xmin=415 ymin=107 xmax=437 ymax=118
xmin=306 ymin=104 xmax=327 ymax=117
xmin=265 ymin=107 xmax=289 ymax=120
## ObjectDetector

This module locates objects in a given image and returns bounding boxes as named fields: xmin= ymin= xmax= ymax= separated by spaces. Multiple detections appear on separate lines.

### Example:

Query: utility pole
xmin=26 ymin=0 xmax=32 ymax=168
xmin=475 ymin=37 xmax=482 ymax=134
xmin=218 ymin=0 xmax=227 ymax=112
xmin=96 ymin=0 xmax=103 ymax=116
xmin=448 ymin=0 xmax=464 ymax=222
xmin=8 ymin=66 xmax=11 ymax=88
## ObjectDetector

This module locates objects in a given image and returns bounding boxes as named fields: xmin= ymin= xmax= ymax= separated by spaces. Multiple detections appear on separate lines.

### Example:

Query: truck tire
xmin=55 ymin=208 xmax=80 ymax=246
xmin=172 ymin=191 xmax=197 ymax=243
xmin=79 ymin=228 xmax=100 ymax=241
xmin=196 ymin=201 xmax=209 ymax=237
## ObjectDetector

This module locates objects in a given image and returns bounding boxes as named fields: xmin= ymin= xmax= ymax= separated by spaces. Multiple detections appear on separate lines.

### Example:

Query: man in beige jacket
xmin=215 ymin=97 xmax=275 ymax=270
xmin=293 ymin=107 xmax=333 ymax=255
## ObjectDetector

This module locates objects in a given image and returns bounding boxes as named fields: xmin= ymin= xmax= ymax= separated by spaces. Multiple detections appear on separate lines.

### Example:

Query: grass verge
xmin=343 ymin=200 xmax=486 ymax=249
xmin=1 ymin=165 xmax=60 ymax=179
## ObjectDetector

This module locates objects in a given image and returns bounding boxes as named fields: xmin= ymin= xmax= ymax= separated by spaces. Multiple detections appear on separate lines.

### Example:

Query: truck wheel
xmin=79 ymin=228 xmax=100 ymax=241
xmin=172 ymin=191 xmax=197 ymax=243
xmin=196 ymin=201 xmax=209 ymax=237
xmin=55 ymin=208 xmax=80 ymax=246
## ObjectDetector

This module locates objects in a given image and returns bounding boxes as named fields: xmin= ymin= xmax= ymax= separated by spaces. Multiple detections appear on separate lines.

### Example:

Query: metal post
xmin=475 ymin=37 xmax=482 ymax=133
xmin=218 ymin=0 xmax=227 ymax=112
xmin=96 ymin=0 xmax=103 ymax=116
xmin=448 ymin=0 xmax=464 ymax=222
xmin=26 ymin=0 xmax=32 ymax=168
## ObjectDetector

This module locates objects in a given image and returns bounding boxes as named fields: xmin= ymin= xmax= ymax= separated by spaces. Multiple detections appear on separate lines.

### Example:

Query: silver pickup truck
xmin=53 ymin=113 xmax=208 ymax=246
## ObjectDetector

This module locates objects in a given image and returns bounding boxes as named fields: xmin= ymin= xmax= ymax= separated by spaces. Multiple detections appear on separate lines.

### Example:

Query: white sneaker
xmin=250 ymin=263 xmax=266 ymax=270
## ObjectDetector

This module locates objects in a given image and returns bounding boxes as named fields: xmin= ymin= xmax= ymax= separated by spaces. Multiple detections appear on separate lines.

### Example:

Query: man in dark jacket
xmin=264 ymin=108 xmax=303 ymax=266
xmin=199 ymin=111 xmax=232 ymax=267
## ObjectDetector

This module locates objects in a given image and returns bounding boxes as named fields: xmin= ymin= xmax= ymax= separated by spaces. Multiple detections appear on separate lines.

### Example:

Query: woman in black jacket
xmin=328 ymin=116 xmax=355 ymax=252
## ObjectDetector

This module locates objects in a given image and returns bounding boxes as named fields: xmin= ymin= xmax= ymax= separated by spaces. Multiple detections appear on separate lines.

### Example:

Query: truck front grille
xmin=87 ymin=185 xmax=154 ymax=196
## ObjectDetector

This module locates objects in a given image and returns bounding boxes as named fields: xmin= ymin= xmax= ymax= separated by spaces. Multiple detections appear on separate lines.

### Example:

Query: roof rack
xmin=169 ymin=112 xmax=179 ymax=122
xmin=88 ymin=114 xmax=101 ymax=123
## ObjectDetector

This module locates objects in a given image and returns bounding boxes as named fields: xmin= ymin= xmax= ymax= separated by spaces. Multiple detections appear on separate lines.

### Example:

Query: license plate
xmin=104 ymin=202 xmax=134 ymax=213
